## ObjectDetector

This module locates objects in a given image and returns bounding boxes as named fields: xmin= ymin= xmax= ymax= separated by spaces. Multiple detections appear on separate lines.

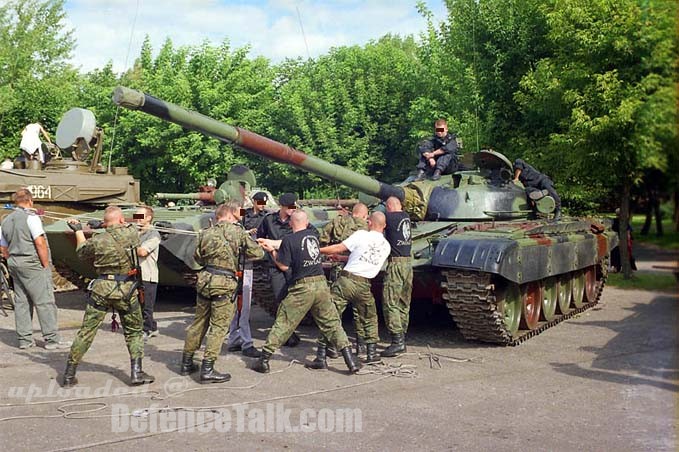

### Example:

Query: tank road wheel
xmin=571 ymin=271 xmax=586 ymax=308
xmin=541 ymin=277 xmax=558 ymax=321
xmin=557 ymin=275 xmax=573 ymax=314
xmin=584 ymin=266 xmax=597 ymax=303
xmin=497 ymin=283 xmax=522 ymax=336
xmin=520 ymin=282 xmax=542 ymax=330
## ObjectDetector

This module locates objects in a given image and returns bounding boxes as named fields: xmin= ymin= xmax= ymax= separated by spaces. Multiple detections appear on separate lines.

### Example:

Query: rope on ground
xmin=400 ymin=345 xmax=483 ymax=369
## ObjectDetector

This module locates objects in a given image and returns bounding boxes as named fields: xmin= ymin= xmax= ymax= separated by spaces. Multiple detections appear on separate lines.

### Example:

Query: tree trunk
xmin=674 ymin=190 xmax=678 ymax=233
xmin=620 ymin=181 xmax=633 ymax=280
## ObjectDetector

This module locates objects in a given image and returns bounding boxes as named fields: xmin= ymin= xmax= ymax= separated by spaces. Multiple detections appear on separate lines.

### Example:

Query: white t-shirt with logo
xmin=341 ymin=229 xmax=391 ymax=279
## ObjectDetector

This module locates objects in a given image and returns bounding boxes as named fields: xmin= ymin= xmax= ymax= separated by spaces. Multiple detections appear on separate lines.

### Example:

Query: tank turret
xmin=113 ymin=86 xmax=536 ymax=221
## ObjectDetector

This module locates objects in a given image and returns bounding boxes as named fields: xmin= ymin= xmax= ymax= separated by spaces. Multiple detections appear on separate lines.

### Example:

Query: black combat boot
xmin=179 ymin=352 xmax=198 ymax=375
xmin=62 ymin=361 xmax=78 ymax=388
xmin=380 ymin=333 xmax=406 ymax=358
xmin=253 ymin=351 xmax=272 ymax=374
xmin=415 ymin=169 xmax=426 ymax=181
xmin=200 ymin=359 xmax=231 ymax=384
xmin=305 ymin=344 xmax=328 ymax=370
xmin=432 ymin=169 xmax=442 ymax=181
xmin=130 ymin=358 xmax=155 ymax=385
xmin=553 ymin=207 xmax=562 ymax=221
xmin=283 ymin=332 xmax=300 ymax=347
xmin=364 ymin=343 xmax=381 ymax=364
xmin=340 ymin=347 xmax=361 ymax=374
xmin=355 ymin=337 xmax=367 ymax=357
xmin=326 ymin=344 xmax=340 ymax=359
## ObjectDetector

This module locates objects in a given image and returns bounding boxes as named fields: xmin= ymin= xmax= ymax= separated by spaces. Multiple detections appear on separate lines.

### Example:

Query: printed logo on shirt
xmin=397 ymin=218 xmax=411 ymax=246
xmin=359 ymin=243 xmax=389 ymax=266
xmin=302 ymin=235 xmax=322 ymax=267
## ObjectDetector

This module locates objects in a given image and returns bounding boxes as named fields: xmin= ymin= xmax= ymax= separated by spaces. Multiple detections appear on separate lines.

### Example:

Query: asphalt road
xmin=0 ymin=266 xmax=676 ymax=451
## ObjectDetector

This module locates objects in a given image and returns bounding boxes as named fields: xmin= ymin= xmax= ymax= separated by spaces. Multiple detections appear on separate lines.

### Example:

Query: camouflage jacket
xmin=194 ymin=221 xmax=264 ymax=299
xmin=76 ymin=224 xmax=140 ymax=302
xmin=319 ymin=215 xmax=368 ymax=245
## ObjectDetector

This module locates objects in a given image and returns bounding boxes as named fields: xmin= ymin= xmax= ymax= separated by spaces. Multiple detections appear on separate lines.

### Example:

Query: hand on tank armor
xmin=67 ymin=220 xmax=82 ymax=232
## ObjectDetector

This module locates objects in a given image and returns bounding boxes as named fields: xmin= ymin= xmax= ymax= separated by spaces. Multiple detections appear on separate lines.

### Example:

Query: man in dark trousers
xmin=253 ymin=210 xmax=360 ymax=374
xmin=256 ymin=192 xmax=316 ymax=347
xmin=416 ymin=119 xmax=460 ymax=181
xmin=513 ymin=158 xmax=562 ymax=220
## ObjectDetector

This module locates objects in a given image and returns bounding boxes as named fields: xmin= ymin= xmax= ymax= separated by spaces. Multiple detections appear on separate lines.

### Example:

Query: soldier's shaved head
xmin=368 ymin=211 xmax=386 ymax=233
xmin=351 ymin=202 xmax=369 ymax=220
xmin=385 ymin=196 xmax=402 ymax=212
xmin=289 ymin=209 xmax=309 ymax=232
xmin=103 ymin=206 xmax=124 ymax=226
xmin=12 ymin=188 xmax=33 ymax=205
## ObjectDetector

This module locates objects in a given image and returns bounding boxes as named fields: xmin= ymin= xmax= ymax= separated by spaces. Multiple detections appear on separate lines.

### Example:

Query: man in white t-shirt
xmin=20 ymin=123 xmax=52 ymax=164
xmin=307 ymin=211 xmax=391 ymax=369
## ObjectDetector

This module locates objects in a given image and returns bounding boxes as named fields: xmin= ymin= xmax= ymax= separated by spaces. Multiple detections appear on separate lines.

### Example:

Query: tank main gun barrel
xmin=112 ymin=86 xmax=405 ymax=203
xmin=156 ymin=192 xmax=215 ymax=201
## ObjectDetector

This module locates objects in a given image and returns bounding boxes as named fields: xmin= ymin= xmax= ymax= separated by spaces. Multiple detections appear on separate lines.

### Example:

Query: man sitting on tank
xmin=512 ymin=158 xmax=562 ymax=221
xmin=415 ymin=119 xmax=460 ymax=181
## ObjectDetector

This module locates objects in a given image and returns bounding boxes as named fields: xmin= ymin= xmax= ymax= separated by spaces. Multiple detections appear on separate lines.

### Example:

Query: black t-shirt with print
xmin=276 ymin=230 xmax=324 ymax=283
xmin=384 ymin=211 xmax=412 ymax=257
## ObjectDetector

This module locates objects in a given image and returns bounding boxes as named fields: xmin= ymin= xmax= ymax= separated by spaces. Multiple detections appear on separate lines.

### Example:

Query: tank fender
xmin=432 ymin=235 xmax=606 ymax=284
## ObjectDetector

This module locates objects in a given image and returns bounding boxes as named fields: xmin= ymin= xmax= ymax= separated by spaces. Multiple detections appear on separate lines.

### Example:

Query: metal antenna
xmin=296 ymin=4 xmax=311 ymax=59
xmin=108 ymin=0 xmax=141 ymax=173
xmin=472 ymin=6 xmax=480 ymax=152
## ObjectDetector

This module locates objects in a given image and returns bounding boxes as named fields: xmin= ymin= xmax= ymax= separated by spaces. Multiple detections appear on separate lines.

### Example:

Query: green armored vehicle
xmin=106 ymin=86 xmax=618 ymax=345
xmin=1 ymin=108 xmax=140 ymax=219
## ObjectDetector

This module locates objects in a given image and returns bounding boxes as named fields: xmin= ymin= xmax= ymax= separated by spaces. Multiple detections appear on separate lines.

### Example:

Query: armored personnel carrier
xmin=106 ymin=86 xmax=618 ymax=345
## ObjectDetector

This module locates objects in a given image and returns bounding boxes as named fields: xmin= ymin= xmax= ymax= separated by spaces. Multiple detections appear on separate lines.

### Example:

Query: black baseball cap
xmin=278 ymin=192 xmax=298 ymax=207
xmin=252 ymin=191 xmax=268 ymax=202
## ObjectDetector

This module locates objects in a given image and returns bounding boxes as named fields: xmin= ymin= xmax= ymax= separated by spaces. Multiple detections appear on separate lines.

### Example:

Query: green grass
xmin=630 ymin=215 xmax=679 ymax=250
xmin=607 ymin=272 xmax=678 ymax=292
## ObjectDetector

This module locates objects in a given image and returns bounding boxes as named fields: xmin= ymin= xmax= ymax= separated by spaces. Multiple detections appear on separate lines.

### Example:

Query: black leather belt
xmin=205 ymin=266 xmax=236 ymax=278
xmin=339 ymin=270 xmax=369 ymax=282
xmin=98 ymin=274 xmax=134 ymax=282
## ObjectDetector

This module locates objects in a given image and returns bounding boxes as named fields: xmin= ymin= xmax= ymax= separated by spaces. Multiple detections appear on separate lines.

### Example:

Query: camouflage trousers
xmin=68 ymin=295 xmax=144 ymax=365
xmin=382 ymin=258 xmax=413 ymax=335
xmin=183 ymin=294 xmax=236 ymax=362
xmin=320 ymin=273 xmax=378 ymax=345
xmin=263 ymin=276 xmax=350 ymax=354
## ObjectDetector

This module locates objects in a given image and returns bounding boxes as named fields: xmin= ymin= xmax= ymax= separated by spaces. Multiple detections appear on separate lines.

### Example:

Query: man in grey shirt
xmin=0 ymin=188 xmax=70 ymax=349
xmin=135 ymin=206 xmax=161 ymax=339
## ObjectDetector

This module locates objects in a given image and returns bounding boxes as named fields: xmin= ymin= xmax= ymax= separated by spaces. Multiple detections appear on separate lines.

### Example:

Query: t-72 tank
xmin=111 ymin=86 xmax=618 ymax=345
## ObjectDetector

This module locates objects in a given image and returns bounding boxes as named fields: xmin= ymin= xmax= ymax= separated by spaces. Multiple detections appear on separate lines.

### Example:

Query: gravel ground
xmin=0 ymin=245 xmax=676 ymax=452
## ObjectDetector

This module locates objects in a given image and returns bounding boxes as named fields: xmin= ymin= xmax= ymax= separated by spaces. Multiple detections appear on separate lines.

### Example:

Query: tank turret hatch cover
xmin=55 ymin=108 xmax=96 ymax=149
xmin=472 ymin=149 xmax=513 ymax=172
xmin=227 ymin=164 xmax=257 ymax=188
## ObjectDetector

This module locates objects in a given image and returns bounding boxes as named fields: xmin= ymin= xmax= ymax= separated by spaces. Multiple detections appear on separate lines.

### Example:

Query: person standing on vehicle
xmin=0 ymin=188 xmax=70 ymax=350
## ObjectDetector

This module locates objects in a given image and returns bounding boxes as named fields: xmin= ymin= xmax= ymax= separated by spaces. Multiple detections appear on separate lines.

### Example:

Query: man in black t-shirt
xmin=381 ymin=196 xmax=413 ymax=358
xmin=252 ymin=210 xmax=360 ymax=374
xmin=513 ymin=158 xmax=562 ymax=220
xmin=256 ymin=192 xmax=316 ymax=347
xmin=416 ymin=119 xmax=460 ymax=181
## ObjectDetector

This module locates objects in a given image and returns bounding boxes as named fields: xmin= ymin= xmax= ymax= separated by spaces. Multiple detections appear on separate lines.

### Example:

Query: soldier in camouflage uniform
xmin=308 ymin=212 xmax=391 ymax=368
xmin=318 ymin=202 xmax=369 ymax=357
xmin=381 ymin=197 xmax=413 ymax=357
xmin=180 ymin=200 xmax=264 ymax=383
xmin=61 ymin=206 xmax=153 ymax=388
xmin=254 ymin=210 xmax=360 ymax=374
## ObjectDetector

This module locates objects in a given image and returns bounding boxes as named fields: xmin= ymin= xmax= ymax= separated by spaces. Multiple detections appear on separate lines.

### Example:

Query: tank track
xmin=441 ymin=260 xmax=607 ymax=346
xmin=52 ymin=264 xmax=83 ymax=292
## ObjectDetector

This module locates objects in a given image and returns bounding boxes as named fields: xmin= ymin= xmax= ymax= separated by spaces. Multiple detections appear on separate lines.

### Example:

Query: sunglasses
xmin=436 ymin=128 xmax=446 ymax=132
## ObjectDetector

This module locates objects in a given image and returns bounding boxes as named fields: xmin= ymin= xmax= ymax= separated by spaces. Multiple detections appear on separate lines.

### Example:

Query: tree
xmin=0 ymin=0 xmax=77 ymax=157
xmin=515 ymin=0 xmax=678 ymax=278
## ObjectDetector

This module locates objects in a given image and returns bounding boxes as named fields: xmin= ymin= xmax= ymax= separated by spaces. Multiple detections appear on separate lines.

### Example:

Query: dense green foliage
xmin=1 ymin=0 xmax=676 ymax=220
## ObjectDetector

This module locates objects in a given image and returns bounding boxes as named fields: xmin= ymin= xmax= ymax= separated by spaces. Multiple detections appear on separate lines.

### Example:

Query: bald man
xmin=61 ymin=206 xmax=153 ymax=388
xmin=308 ymin=212 xmax=391 ymax=368
xmin=254 ymin=210 xmax=360 ymax=374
